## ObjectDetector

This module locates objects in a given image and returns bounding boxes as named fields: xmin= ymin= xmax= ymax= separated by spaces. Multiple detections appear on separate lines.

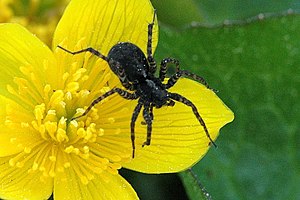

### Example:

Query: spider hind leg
xmin=131 ymin=102 xmax=143 ymax=158
xmin=169 ymin=92 xmax=217 ymax=148
xmin=160 ymin=57 xmax=216 ymax=92
xmin=142 ymin=105 xmax=153 ymax=147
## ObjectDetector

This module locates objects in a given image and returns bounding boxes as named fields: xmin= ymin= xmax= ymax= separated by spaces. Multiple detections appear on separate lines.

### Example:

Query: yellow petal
xmin=0 ymin=95 xmax=41 ymax=157
xmin=123 ymin=78 xmax=234 ymax=173
xmin=0 ymin=156 xmax=53 ymax=200
xmin=54 ymin=168 xmax=138 ymax=200
xmin=0 ymin=23 xmax=57 ymax=107
xmin=0 ymin=126 xmax=37 ymax=157
xmin=52 ymin=0 xmax=158 ymax=115
xmin=53 ymin=0 xmax=157 ymax=56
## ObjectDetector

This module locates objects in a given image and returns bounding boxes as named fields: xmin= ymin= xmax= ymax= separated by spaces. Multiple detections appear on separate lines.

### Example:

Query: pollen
xmin=4 ymin=50 xmax=131 ymax=185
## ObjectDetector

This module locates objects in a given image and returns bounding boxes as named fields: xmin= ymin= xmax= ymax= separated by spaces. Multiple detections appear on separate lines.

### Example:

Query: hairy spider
xmin=58 ymin=10 xmax=216 ymax=158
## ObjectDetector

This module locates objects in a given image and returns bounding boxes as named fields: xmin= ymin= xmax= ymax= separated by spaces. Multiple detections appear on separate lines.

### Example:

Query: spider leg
xmin=166 ymin=99 xmax=176 ymax=107
xmin=149 ymin=104 xmax=154 ymax=121
xmin=161 ymin=58 xmax=216 ymax=92
xmin=58 ymin=45 xmax=135 ymax=91
xmin=159 ymin=57 xmax=179 ymax=81
xmin=168 ymin=92 xmax=217 ymax=148
xmin=131 ymin=102 xmax=143 ymax=158
xmin=142 ymin=105 xmax=153 ymax=147
xmin=72 ymin=88 xmax=138 ymax=120
xmin=109 ymin=60 xmax=135 ymax=91
xmin=57 ymin=45 xmax=109 ymax=62
xmin=147 ymin=10 xmax=157 ymax=74
xmin=141 ymin=104 xmax=154 ymax=125
xmin=141 ymin=101 xmax=175 ymax=125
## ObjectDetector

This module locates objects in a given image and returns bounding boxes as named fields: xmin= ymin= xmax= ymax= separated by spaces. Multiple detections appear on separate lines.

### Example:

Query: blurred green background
xmin=121 ymin=0 xmax=300 ymax=200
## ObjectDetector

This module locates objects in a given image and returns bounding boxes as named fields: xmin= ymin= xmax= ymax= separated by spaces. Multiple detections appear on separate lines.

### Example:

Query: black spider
xmin=58 ymin=10 xmax=216 ymax=158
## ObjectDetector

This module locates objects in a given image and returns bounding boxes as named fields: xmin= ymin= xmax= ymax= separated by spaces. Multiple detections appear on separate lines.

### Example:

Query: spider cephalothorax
xmin=58 ymin=10 xmax=216 ymax=158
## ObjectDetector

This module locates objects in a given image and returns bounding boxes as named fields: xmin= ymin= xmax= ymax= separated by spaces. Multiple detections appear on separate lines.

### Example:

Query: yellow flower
xmin=0 ymin=0 xmax=234 ymax=199
xmin=0 ymin=0 xmax=13 ymax=22
xmin=2 ymin=0 xmax=70 ymax=46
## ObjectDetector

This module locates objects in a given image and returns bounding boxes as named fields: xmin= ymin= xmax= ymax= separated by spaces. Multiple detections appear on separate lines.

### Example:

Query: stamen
xmin=98 ymin=128 xmax=105 ymax=136
xmin=31 ymin=143 xmax=49 ymax=171
xmin=108 ymin=117 xmax=115 ymax=124
xmin=4 ymin=43 xmax=126 ymax=184
xmin=38 ymin=145 xmax=53 ymax=174
xmin=57 ymin=128 xmax=68 ymax=142
xmin=72 ymin=68 xmax=87 ymax=82
xmin=43 ymin=84 xmax=51 ymax=103
xmin=69 ymin=157 xmax=90 ymax=185
xmin=34 ymin=103 xmax=45 ymax=122
xmin=7 ymin=85 xmax=35 ymax=107
xmin=10 ymin=137 xmax=17 ymax=144
xmin=13 ymin=77 xmax=40 ymax=102
xmin=21 ymin=122 xmax=30 ymax=128
xmin=66 ymin=82 xmax=79 ymax=92
xmin=44 ymin=121 xmax=58 ymax=141
xmin=64 ymin=162 xmax=71 ymax=168
xmin=48 ymin=90 xmax=64 ymax=108
xmin=19 ymin=64 xmax=45 ymax=99
xmin=63 ymin=72 xmax=70 ymax=82
xmin=24 ymin=147 xmax=32 ymax=154
xmin=65 ymin=91 xmax=72 ymax=101
xmin=89 ymin=144 xmax=123 ymax=162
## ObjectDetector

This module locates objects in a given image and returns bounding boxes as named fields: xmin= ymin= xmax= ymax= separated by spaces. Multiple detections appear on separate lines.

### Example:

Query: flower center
xmin=5 ymin=51 xmax=130 ymax=185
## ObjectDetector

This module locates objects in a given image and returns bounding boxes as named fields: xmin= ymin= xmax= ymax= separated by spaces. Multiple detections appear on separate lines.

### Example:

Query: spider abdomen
xmin=107 ymin=42 xmax=150 ymax=82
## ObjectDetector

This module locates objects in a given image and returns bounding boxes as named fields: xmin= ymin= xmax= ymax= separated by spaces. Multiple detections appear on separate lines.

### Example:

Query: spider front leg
xmin=169 ymin=92 xmax=217 ymax=148
xmin=57 ymin=45 xmax=109 ymax=62
xmin=160 ymin=58 xmax=216 ymax=92
xmin=72 ymin=88 xmax=138 ymax=120
xmin=58 ymin=45 xmax=135 ymax=91
xmin=147 ymin=10 xmax=157 ymax=74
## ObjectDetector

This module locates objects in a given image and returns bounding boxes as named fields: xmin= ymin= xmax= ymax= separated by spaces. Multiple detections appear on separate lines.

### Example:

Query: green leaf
xmin=196 ymin=0 xmax=300 ymax=24
xmin=179 ymin=169 xmax=212 ymax=200
xmin=151 ymin=0 xmax=300 ymax=28
xmin=151 ymin=0 xmax=206 ymax=28
xmin=155 ymin=15 xmax=300 ymax=200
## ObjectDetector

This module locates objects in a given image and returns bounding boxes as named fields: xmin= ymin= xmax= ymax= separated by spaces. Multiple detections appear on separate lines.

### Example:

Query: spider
xmin=58 ymin=10 xmax=216 ymax=158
